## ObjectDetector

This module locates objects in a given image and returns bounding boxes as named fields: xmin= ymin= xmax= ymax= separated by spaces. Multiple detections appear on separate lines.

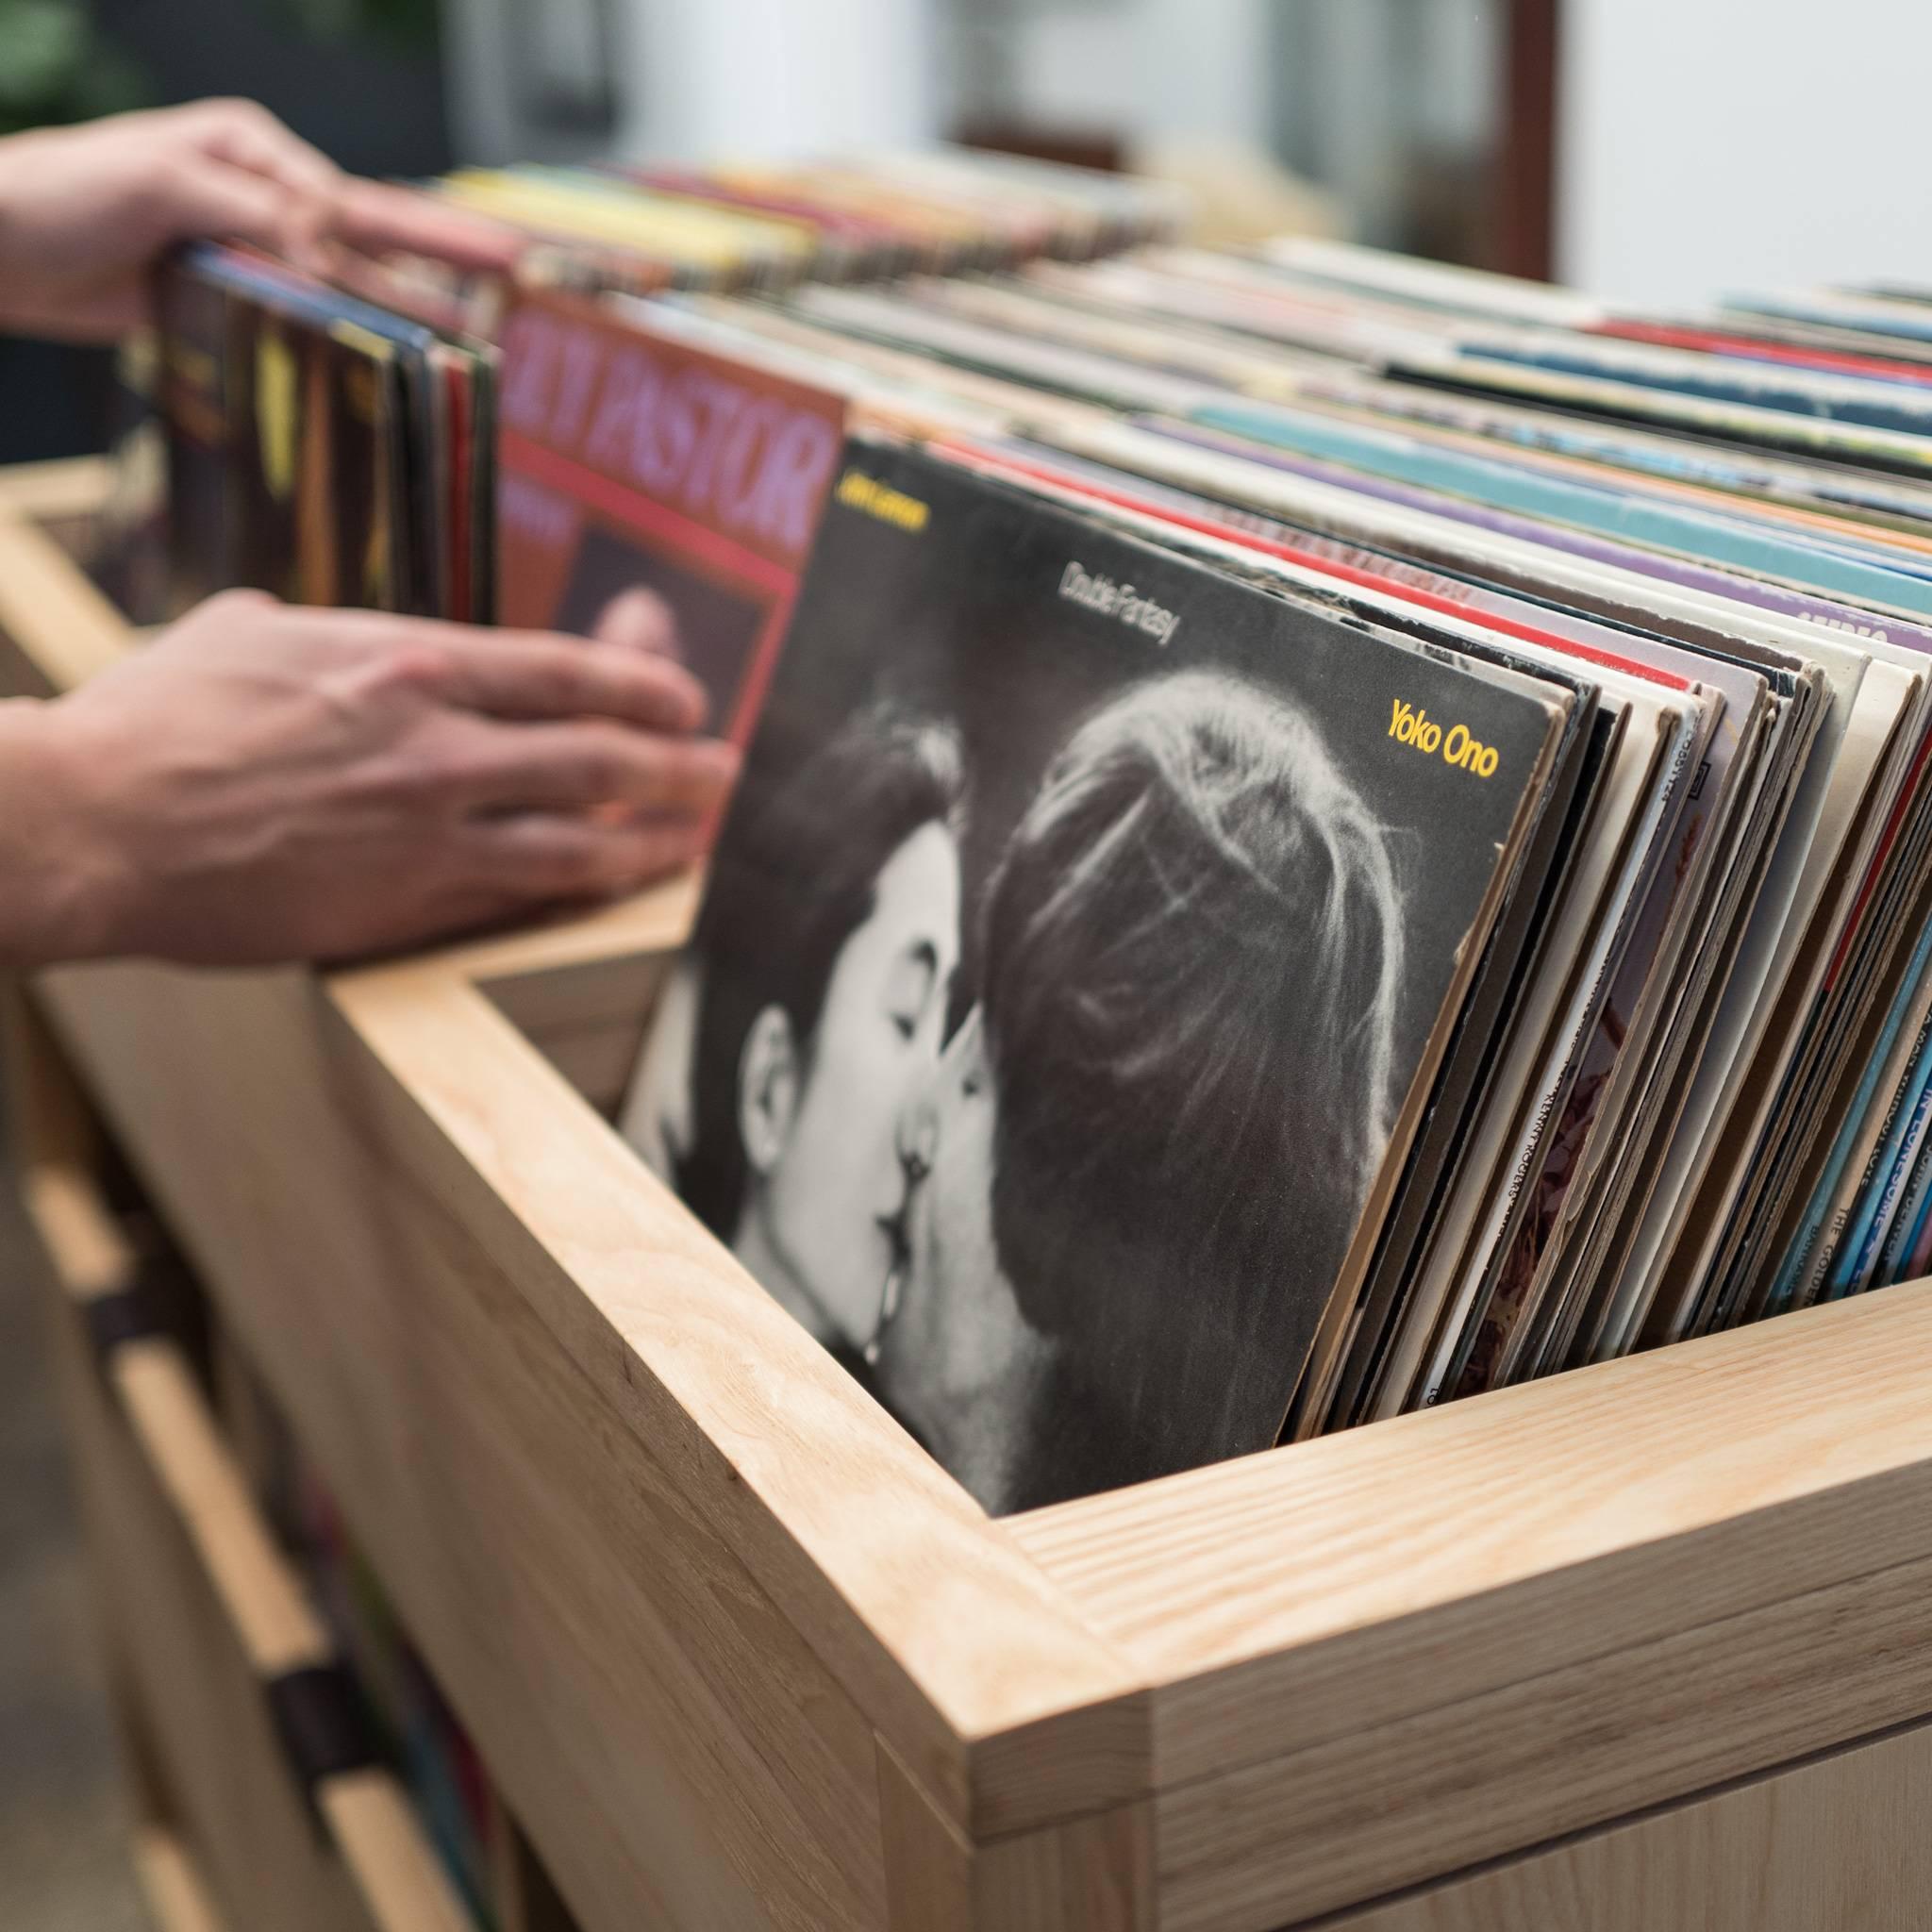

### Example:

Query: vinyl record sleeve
xmin=1389 ymin=691 xmax=1674 ymax=1406
xmin=1281 ymin=388 xmax=1932 ymax=567
xmin=924 ymin=431 xmax=1607 ymax=1430
xmin=495 ymin=291 xmax=849 ymax=744
xmin=156 ymin=256 xmax=405 ymax=614
xmin=1642 ymin=658 xmax=1920 ymax=1341
xmin=1389 ymin=347 xmax=1932 ymax=486
xmin=1188 ymin=398 xmax=1932 ymax=622
xmin=629 ymin=433 xmax=1567 ymax=1509
xmin=1300 ymin=362 xmax=1932 ymax=530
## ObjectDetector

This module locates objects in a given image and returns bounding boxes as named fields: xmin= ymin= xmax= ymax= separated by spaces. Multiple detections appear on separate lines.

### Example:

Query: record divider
xmin=7 ymin=460 xmax=1932 ymax=1931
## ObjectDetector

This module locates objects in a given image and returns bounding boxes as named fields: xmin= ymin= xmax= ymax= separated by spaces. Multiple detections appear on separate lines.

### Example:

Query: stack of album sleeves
xmin=416 ymin=148 xmax=1191 ymax=292
xmin=140 ymin=161 xmax=1932 ymax=1518
xmin=127 ymin=147 xmax=1182 ymax=626
xmin=150 ymin=242 xmax=498 ymax=622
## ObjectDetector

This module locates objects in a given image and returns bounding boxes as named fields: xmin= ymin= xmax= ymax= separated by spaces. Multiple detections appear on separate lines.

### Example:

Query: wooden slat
xmin=0 ymin=453 xmax=111 ymax=521
xmin=112 ymin=1341 xmax=332 ymax=1678
xmin=323 ymin=1773 xmax=478 ymax=1932
xmin=1010 ymin=1284 xmax=1932 ymax=1927
xmin=1319 ymin=1716 xmax=1932 ymax=1932
xmin=22 ymin=1158 xmax=136 ymax=1298
xmin=0 ymin=509 xmax=132 ymax=691
xmin=3 ymin=981 xmax=104 ymax=1174
xmin=1148 ymin=1542 xmax=1932 ymax=1932
xmin=131 ymin=1824 xmax=229 ymax=1932
xmin=19 ymin=1152 xmax=329 ymax=1676
xmin=25 ymin=1157 xmax=473 ymax=1932
xmin=46 ymin=1263 xmax=375 ymax=1932
xmin=1012 ymin=1282 xmax=1932 ymax=1777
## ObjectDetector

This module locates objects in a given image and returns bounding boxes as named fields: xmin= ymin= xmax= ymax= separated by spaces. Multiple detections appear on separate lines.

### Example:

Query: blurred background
xmin=9 ymin=0 xmax=1932 ymax=462
xmin=4 ymin=0 xmax=1931 ymax=1924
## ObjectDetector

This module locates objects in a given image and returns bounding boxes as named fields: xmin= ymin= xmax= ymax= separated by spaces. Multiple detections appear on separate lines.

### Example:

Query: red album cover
xmin=496 ymin=292 xmax=848 ymax=743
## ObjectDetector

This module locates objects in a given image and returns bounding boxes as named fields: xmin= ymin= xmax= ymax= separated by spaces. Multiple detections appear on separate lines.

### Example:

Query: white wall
xmin=992 ymin=0 xmax=1274 ymax=151
xmin=444 ymin=0 xmax=941 ymax=166
xmin=1559 ymin=0 xmax=1932 ymax=307
xmin=616 ymin=0 xmax=941 ymax=161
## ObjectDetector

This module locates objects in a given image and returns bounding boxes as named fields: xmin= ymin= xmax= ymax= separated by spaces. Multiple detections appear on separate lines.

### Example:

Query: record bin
xmin=6 ymin=456 xmax=1932 ymax=1932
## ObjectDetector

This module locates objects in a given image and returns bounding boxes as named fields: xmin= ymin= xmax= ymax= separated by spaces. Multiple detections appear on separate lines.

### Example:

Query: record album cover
xmin=625 ymin=435 xmax=1566 ymax=1510
xmin=496 ymin=292 xmax=849 ymax=742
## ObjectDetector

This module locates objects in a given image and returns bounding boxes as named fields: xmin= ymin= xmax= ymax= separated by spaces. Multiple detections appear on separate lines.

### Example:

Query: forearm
xmin=0 ymin=698 xmax=119 ymax=967
xmin=0 ymin=145 xmax=44 ymax=336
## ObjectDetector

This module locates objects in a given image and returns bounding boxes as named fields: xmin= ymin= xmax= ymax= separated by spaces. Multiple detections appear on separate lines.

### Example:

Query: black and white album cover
xmin=623 ymin=435 xmax=1565 ymax=1511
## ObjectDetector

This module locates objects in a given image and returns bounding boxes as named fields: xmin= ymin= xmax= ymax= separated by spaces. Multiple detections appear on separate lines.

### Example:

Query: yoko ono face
xmin=735 ymin=819 xmax=962 ymax=1351
xmin=872 ymin=1004 xmax=1045 ymax=1505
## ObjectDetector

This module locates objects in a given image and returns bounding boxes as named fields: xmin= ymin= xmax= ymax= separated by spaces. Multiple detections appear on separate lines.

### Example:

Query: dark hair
xmin=980 ymin=669 xmax=1405 ymax=1506
xmin=678 ymin=703 xmax=965 ymax=1239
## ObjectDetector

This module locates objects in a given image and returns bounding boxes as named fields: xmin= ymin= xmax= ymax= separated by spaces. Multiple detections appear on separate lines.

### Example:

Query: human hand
xmin=0 ymin=100 xmax=524 ymax=342
xmin=0 ymin=590 xmax=739 ymax=968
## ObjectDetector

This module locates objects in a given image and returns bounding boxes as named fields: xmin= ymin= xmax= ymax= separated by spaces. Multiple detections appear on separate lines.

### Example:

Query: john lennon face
xmin=754 ymin=820 xmax=962 ymax=1350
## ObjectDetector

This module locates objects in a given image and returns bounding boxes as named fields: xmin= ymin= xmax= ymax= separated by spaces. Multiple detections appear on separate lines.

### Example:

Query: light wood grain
xmin=110 ymin=1340 xmax=333 ymax=1677
xmin=1013 ymin=1281 xmax=1932 ymax=1789
xmin=878 ymin=1737 xmax=976 ymax=1932
xmin=37 ymin=962 xmax=908 ymax=1929
xmin=131 ymin=1824 xmax=229 ymax=1932
xmin=1320 ymin=1716 xmax=1932 ymax=1932
xmin=977 ymin=1803 xmax=1152 ymax=1932
xmin=322 ymin=1772 xmax=476 ymax=1932
xmin=479 ymin=949 xmax=669 ymax=1118
xmin=22 ymin=1158 xmax=136 ymax=1299
xmin=2 ymin=981 xmax=104 ymax=1174
xmin=878 ymin=1738 xmax=1153 ymax=1932
xmin=17 ymin=1142 xmax=329 ymax=1675
xmin=0 ymin=453 xmax=111 ymax=520
xmin=25 ymin=1148 xmax=473 ymax=1932
xmin=410 ymin=866 xmax=701 ymax=983
xmin=0 ymin=508 xmax=132 ymax=691
xmin=46 ymin=1276 xmax=375 ymax=1932
xmin=1150 ymin=1541 xmax=1932 ymax=1932
xmin=325 ymin=957 xmax=1150 ymax=1835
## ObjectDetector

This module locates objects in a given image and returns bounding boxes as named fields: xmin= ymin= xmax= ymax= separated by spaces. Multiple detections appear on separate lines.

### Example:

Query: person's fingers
xmin=158 ymin=156 xmax=308 ymax=258
xmin=592 ymin=587 xmax=685 ymax=661
xmin=464 ymin=813 xmax=711 ymax=900
xmin=326 ymin=177 xmax=526 ymax=272
xmin=458 ymin=721 xmax=740 ymax=815
xmin=185 ymin=98 xmax=340 ymax=199
xmin=404 ymin=626 xmax=711 ymax=734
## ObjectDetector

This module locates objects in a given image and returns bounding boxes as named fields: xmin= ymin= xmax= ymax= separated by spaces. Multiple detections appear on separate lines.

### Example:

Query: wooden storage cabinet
xmin=8 ymin=460 xmax=1932 ymax=1931
xmin=44 ymin=1225 xmax=378 ymax=1932
xmin=19 ymin=1132 xmax=473 ymax=1932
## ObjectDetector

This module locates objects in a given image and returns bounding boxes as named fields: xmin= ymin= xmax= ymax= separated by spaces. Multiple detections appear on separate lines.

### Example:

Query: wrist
xmin=0 ymin=696 xmax=128 ymax=966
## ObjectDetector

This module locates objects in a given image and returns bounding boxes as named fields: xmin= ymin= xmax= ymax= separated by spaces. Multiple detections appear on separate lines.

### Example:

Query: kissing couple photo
xmin=621 ymin=441 xmax=1533 ymax=1512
